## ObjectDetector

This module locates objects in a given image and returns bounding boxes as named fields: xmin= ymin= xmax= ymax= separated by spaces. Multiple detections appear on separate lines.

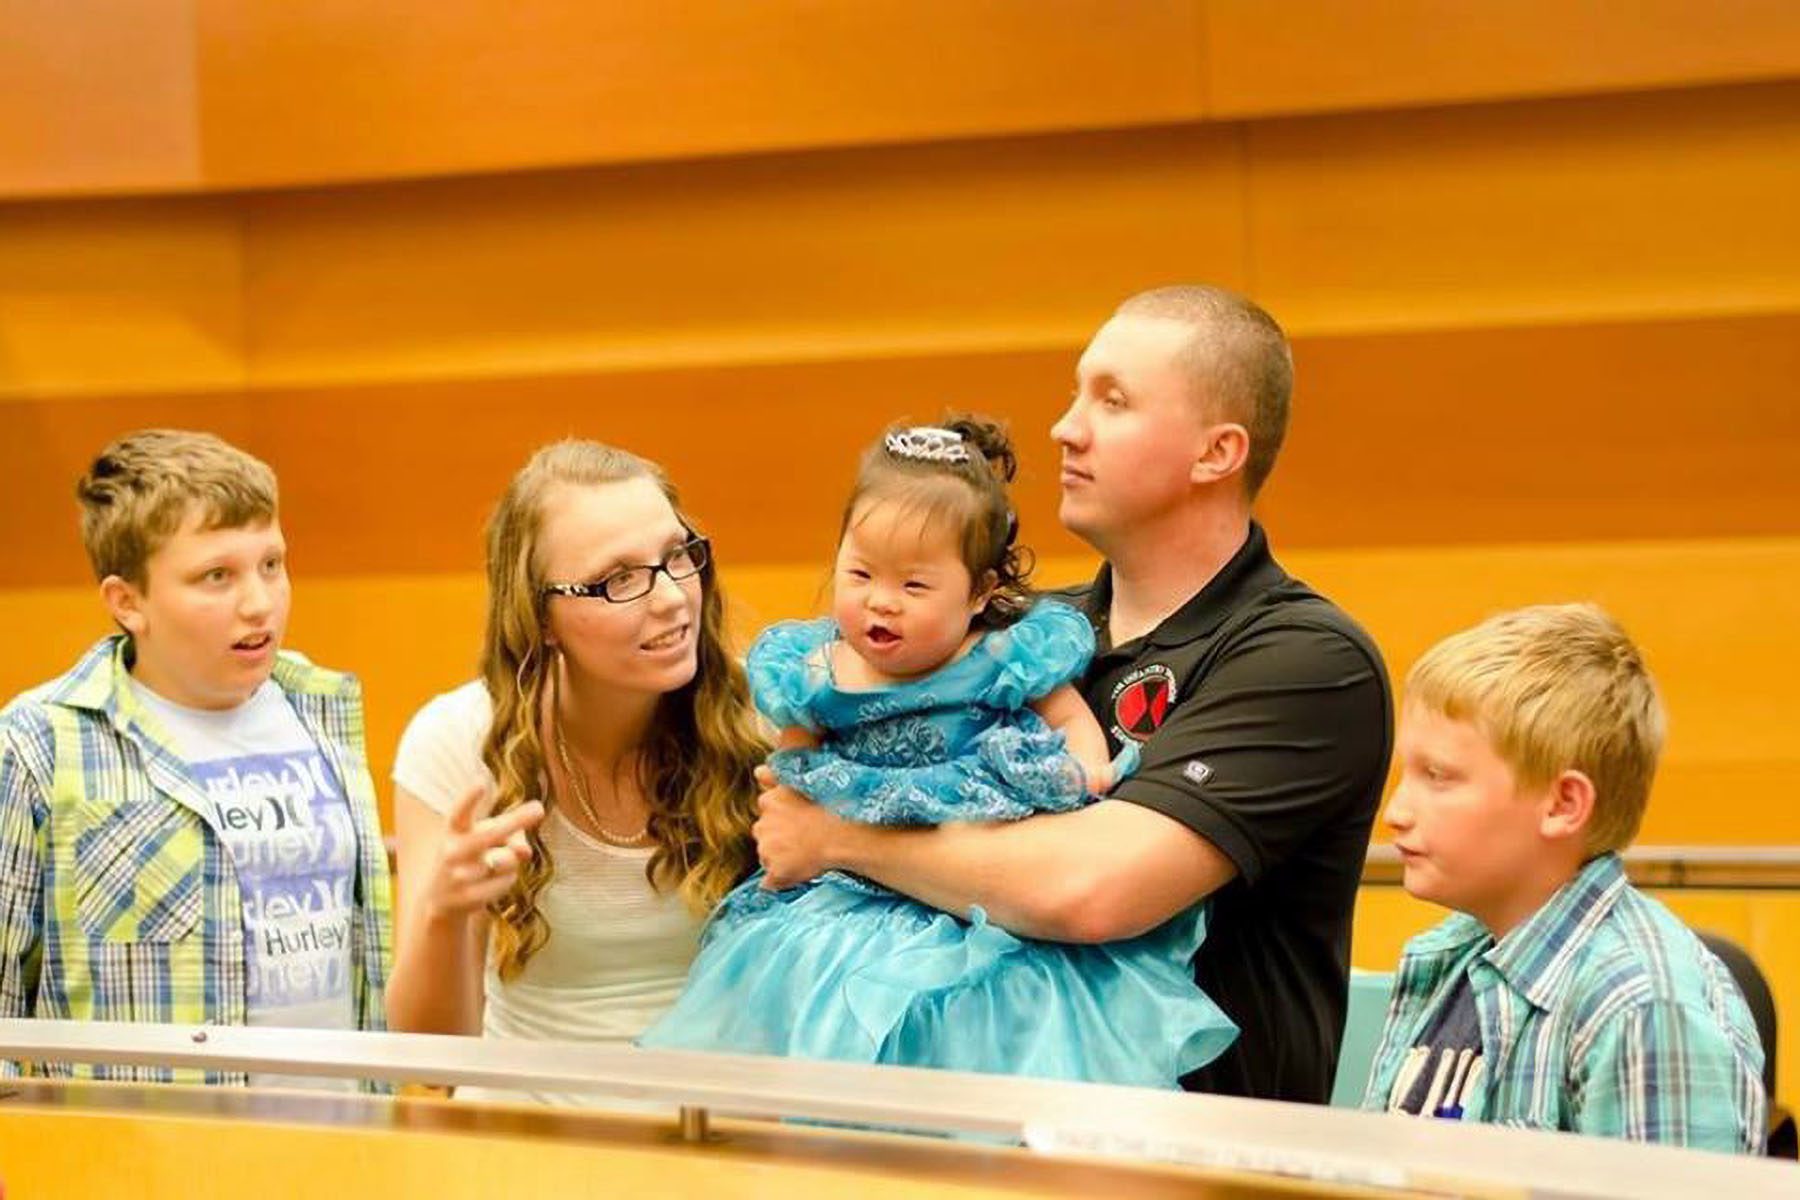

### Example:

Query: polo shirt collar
xmin=1078 ymin=521 xmax=1288 ymax=651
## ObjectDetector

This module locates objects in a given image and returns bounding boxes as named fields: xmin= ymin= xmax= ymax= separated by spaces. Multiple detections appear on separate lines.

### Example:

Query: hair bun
xmin=941 ymin=414 xmax=1017 ymax=483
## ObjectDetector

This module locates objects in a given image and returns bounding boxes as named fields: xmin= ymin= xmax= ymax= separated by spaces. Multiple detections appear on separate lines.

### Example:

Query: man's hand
xmin=752 ymin=765 xmax=845 ymax=889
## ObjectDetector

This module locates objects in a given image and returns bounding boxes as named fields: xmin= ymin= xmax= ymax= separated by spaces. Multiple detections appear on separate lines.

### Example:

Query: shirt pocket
xmin=73 ymin=799 xmax=203 ymax=943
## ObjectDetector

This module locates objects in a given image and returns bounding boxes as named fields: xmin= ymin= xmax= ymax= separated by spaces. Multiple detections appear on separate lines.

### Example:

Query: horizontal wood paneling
xmin=0 ymin=197 xmax=245 ymax=395
xmin=0 ymin=0 xmax=201 ymax=196
xmin=1250 ymin=82 xmax=1800 ymax=333
xmin=1209 ymin=0 xmax=1800 ymax=118
xmin=193 ymin=0 xmax=1208 ymax=190
xmin=238 ymin=84 xmax=1800 ymax=379
xmin=1272 ymin=314 xmax=1800 ymax=547
xmin=234 ymin=127 xmax=1245 ymax=387
xmin=10 ymin=84 xmax=1791 ymax=402
xmin=3 ymin=313 xmax=1794 ymax=588
xmin=1296 ymin=538 xmax=1800 ymax=848
xmin=7 ymin=3 xmax=1799 ymax=196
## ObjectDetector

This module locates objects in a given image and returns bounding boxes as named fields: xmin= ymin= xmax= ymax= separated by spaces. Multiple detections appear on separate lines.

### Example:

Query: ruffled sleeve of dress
xmin=745 ymin=618 xmax=837 ymax=733
xmin=976 ymin=600 xmax=1097 ymax=711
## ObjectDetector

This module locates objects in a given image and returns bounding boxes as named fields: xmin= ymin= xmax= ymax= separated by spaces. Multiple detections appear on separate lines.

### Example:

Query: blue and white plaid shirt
xmin=1363 ymin=853 xmax=1766 ymax=1154
xmin=0 ymin=636 xmax=393 ymax=1084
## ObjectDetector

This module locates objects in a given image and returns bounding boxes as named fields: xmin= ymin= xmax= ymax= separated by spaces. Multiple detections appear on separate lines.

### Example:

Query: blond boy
xmin=0 ymin=431 xmax=392 ymax=1084
xmin=1362 ymin=604 xmax=1765 ymax=1153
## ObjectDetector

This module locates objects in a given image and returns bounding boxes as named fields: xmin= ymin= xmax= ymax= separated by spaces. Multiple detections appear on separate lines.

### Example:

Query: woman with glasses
xmin=384 ymin=440 xmax=766 ymax=1106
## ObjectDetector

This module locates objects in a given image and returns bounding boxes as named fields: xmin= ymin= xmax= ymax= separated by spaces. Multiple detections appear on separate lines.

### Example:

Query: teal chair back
xmin=1330 ymin=968 xmax=1394 ymax=1107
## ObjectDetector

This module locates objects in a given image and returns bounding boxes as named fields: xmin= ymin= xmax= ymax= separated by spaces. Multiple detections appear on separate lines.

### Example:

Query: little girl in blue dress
xmin=641 ymin=417 xmax=1235 ymax=1087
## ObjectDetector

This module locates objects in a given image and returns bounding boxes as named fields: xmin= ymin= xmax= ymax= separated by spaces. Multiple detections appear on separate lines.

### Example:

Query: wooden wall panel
xmin=215 ymin=83 xmax=1796 ymax=382
xmin=1249 ymin=82 xmax=1800 ymax=333
xmin=11 ymin=3 xmax=1800 ymax=197
xmin=0 ymin=198 xmax=246 ymax=397
xmin=1208 ymin=0 xmax=1800 ymax=118
xmin=0 ymin=0 xmax=201 ymax=196
xmin=3 ymin=313 xmax=1792 ymax=589
xmin=194 ymin=0 xmax=1208 ymax=189
xmin=0 ymin=352 xmax=1070 ymax=588
xmin=235 ymin=128 xmax=1245 ymax=386
xmin=4 ymin=50 xmax=1790 ymax=411
xmin=1267 ymin=314 xmax=1800 ymax=546
xmin=1295 ymin=538 xmax=1800 ymax=846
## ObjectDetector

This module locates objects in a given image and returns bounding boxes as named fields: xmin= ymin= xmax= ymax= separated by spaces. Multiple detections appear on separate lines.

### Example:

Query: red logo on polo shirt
xmin=1110 ymin=664 xmax=1178 ymax=742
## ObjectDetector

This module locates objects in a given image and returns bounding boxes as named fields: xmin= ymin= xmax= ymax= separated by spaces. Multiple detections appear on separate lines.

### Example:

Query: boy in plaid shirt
xmin=0 ymin=431 xmax=391 ymax=1084
xmin=1363 ymin=604 xmax=1764 ymax=1153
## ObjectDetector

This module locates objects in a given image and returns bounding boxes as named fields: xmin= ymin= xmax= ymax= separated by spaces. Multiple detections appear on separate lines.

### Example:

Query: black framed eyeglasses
xmin=541 ymin=536 xmax=710 ymax=604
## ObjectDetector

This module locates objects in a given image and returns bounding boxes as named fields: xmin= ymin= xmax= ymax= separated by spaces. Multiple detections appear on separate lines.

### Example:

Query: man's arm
xmin=760 ymin=792 xmax=1233 ymax=942
xmin=756 ymin=620 xmax=1389 ymax=942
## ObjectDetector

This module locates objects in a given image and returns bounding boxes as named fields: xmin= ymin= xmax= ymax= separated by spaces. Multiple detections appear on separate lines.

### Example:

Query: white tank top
xmin=393 ymin=681 xmax=703 ymax=1108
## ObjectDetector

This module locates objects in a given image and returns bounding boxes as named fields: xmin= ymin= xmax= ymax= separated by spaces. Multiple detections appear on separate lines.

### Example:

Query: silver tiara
xmin=884 ymin=426 xmax=970 ymax=463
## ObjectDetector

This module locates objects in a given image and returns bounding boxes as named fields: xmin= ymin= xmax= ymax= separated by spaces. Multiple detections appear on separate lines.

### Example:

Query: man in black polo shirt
xmin=753 ymin=284 xmax=1392 ymax=1103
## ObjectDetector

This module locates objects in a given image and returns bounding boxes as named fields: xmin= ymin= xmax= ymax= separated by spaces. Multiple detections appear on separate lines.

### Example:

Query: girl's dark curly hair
xmin=838 ymin=413 xmax=1035 ymax=630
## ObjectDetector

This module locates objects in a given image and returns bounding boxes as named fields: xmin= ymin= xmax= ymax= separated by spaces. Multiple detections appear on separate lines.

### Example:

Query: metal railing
xmin=1 ymin=1020 xmax=1794 ymax=1199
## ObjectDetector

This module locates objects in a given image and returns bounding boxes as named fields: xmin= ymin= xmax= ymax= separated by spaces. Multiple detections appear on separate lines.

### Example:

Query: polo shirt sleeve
xmin=1109 ymin=620 xmax=1389 ymax=884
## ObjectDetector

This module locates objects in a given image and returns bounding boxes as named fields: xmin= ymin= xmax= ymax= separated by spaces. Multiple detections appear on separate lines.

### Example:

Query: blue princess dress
xmin=640 ymin=600 xmax=1236 ymax=1088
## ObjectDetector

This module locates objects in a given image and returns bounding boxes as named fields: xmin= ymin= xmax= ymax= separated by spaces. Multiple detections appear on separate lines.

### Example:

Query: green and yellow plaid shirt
xmin=1362 ymin=853 xmax=1766 ymax=1154
xmin=0 ymin=636 xmax=393 ymax=1084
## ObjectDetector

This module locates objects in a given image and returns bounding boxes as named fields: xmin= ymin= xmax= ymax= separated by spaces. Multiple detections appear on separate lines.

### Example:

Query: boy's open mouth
xmin=866 ymin=625 xmax=900 ymax=646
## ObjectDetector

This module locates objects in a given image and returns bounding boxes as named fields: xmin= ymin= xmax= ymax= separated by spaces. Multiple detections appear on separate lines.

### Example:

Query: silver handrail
xmin=1 ymin=1020 xmax=1793 ymax=1199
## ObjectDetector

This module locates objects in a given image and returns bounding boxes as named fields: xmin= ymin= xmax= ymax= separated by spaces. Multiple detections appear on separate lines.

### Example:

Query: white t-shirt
xmin=392 ymin=681 xmax=703 ymax=1108
xmin=130 ymin=677 xmax=357 ymax=1092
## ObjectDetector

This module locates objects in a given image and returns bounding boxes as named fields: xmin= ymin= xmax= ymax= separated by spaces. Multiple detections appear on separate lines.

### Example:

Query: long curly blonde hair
xmin=479 ymin=440 xmax=765 ymax=980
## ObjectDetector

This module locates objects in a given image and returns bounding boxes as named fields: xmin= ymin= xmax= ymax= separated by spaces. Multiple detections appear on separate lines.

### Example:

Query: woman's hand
xmin=422 ymin=784 xmax=545 ymax=924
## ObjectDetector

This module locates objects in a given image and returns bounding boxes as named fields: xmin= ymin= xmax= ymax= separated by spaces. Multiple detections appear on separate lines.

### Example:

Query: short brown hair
xmin=1406 ymin=603 xmax=1666 ymax=856
xmin=77 ymin=430 xmax=278 ymax=586
xmin=1116 ymin=285 xmax=1293 ymax=497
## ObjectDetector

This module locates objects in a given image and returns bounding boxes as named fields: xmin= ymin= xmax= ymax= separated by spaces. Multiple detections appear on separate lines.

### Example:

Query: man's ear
xmin=1191 ymin=422 xmax=1250 ymax=487
xmin=1540 ymin=768 xmax=1597 ymax=846
xmin=100 ymin=575 xmax=147 ymax=637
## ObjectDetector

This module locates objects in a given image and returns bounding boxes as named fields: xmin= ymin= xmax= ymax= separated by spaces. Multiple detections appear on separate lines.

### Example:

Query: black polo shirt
xmin=1053 ymin=522 xmax=1392 ymax=1104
